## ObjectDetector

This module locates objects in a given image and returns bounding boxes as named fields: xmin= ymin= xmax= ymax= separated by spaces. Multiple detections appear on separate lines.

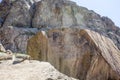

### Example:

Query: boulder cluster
xmin=0 ymin=0 xmax=120 ymax=53
xmin=0 ymin=0 xmax=120 ymax=80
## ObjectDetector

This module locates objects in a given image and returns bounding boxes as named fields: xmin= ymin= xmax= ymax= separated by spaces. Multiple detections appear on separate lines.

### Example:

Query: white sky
xmin=71 ymin=0 xmax=120 ymax=27
xmin=0 ymin=0 xmax=119 ymax=27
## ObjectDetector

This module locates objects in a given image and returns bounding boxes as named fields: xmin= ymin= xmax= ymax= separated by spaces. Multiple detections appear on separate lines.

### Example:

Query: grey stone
xmin=3 ymin=0 xmax=40 ymax=27
xmin=0 ymin=26 xmax=38 ymax=53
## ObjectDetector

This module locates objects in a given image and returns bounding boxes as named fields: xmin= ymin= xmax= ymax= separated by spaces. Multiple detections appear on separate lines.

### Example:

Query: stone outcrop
xmin=0 ymin=0 xmax=11 ymax=27
xmin=27 ymin=28 xmax=120 ymax=80
xmin=0 ymin=60 xmax=77 ymax=80
xmin=0 ymin=0 xmax=41 ymax=53
xmin=32 ymin=0 xmax=120 ymax=50
xmin=0 ymin=0 xmax=41 ymax=27
xmin=0 ymin=0 xmax=120 ymax=53
xmin=2 ymin=0 xmax=40 ymax=27
xmin=0 ymin=0 xmax=120 ymax=79
xmin=0 ymin=26 xmax=38 ymax=53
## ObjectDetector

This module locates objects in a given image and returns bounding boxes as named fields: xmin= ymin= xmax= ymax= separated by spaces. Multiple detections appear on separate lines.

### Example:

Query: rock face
xmin=2 ymin=0 xmax=40 ymax=27
xmin=0 ymin=0 xmax=120 ymax=53
xmin=0 ymin=26 xmax=38 ymax=53
xmin=0 ymin=0 xmax=120 ymax=79
xmin=0 ymin=60 xmax=77 ymax=80
xmin=27 ymin=28 xmax=120 ymax=80
xmin=0 ymin=0 xmax=40 ymax=53
xmin=32 ymin=0 xmax=120 ymax=50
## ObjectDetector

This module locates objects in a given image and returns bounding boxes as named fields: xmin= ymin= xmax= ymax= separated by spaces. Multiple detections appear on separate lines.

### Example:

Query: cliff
xmin=0 ymin=0 xmax=120 ymax=80
xmin=0 ymin=0 xmax=120 ymax=53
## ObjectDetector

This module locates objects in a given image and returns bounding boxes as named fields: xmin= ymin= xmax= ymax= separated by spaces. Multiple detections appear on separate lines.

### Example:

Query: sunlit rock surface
xmin=27 ymin=28 xmax=120 ymax=80
xmin=0 ymin=60 xmax=77 ymax=80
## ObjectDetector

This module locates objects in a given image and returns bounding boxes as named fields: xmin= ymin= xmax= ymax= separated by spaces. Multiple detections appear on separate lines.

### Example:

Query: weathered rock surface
xmin=27 ymin=28 xmax=120 ymax=80
xmin=0 ymin=0 xmax=120 ymax=53
xmin=0 ymin=0 xmax=11 ymax=27
xmin=3 ymin=0 xmax=32 ymax=27
xmin=0 ymin=43 xmax=6 ymax=52
xmin=0 ymin=26 xmax=38 ymax=53
xmin=0 ymin=60 xmax=77 ymax=80
xmin=32 ymin=0 xmax=120 ymax=49
xmin=0 ymin=0 xmax=41 ymax=53
xmin=2 ymin=0 xmax=41 ymax=27
xmin=0 ymin=0 xmax=120 ymax=79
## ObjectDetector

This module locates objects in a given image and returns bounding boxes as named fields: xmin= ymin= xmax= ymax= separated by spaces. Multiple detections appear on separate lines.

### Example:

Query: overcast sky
xmin=71 ymin=0 xmax=120 ymax=27
xmin=0 ymin=0 xmax=119 ymax=27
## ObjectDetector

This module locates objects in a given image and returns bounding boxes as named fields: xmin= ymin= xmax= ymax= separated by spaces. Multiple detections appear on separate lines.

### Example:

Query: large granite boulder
xmin=0 ymin=0 xmax=120 ymax=53
xmin=32 ymin=0 xmax=120 ymax=49
xmin=32 ymin=0 xmax=79 ymax=28
xmin=27 ymin=28 xmax=120 ymax=80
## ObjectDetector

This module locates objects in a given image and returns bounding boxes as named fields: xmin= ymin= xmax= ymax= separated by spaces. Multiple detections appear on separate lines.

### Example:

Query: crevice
xmin=29 ymin=2 xmax=37 ymax=28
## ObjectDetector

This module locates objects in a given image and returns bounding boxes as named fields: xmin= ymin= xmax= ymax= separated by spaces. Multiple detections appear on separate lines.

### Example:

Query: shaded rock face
xmin=0 ymin=26 xmax=38 ymax=53
xmin=0 ymin=0 xmax=40 ymax=52
xmin=0 ymin=0 xmax=120 ymax=53
xmin=27 ymin=28 xmax=120 ymax=80
xmin=3 ymin=0 xmax=38 ymax=27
